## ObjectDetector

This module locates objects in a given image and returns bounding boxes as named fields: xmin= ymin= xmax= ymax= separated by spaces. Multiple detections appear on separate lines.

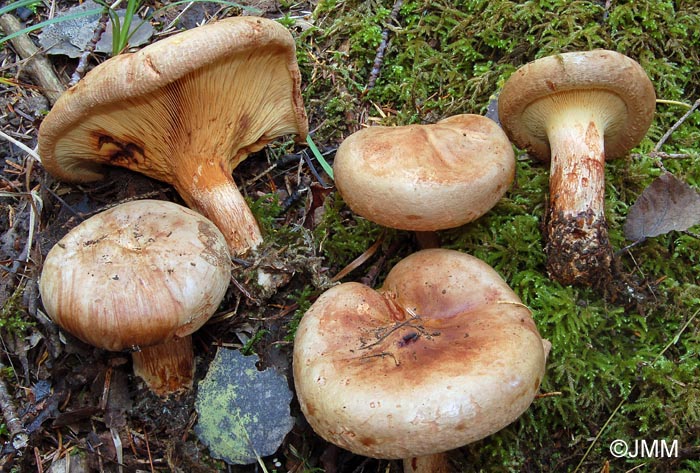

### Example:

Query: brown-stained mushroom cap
xmin=293 ymin=249 xmax=549 ymax=461
xmin=38 ymin=16 xmax=308 ymax=255
xmin=497 ymin=49 xmax=655 ymax=161
xmin=333 ymin=115 xmax=515 ymax=231
xmin=39 ymin=200 xmax=232 ymax=394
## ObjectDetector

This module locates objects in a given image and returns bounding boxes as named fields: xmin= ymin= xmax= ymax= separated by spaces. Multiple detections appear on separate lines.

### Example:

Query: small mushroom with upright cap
xmin=39 ymin=200 xmax=232 ymax=396
xmin=333 ymin=114 xmax=515 ymax=233
xmin=38 ymin=16 xmax=308 ymax=255
xmin=293 ymin=248 xmax=550 ymax=472
xmin=498 ymin=49 xmax=655 ymax=286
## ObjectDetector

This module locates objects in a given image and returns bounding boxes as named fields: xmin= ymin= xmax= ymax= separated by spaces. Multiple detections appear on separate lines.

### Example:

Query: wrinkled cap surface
xmin=39 ymin=200 xmax=231 ymax=351
xmin=333 ymin=115 xmax=515 ymax=231
xmin=293 ymin=249 xmax=549 ymax=459
xmin=498 ymin=49 xmax=655 ymax=161
xmin=38 ymin=16 xmax=308 ymax=184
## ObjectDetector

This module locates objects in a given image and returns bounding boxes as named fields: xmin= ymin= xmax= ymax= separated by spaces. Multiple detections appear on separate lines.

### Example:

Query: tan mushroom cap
xmin=497 ymin=49 xmax=655 ymax=161
xmin=293 ymin=249 xmax=549 ymax=459
xmin=333 ymin=114 xmax=515 ymax=231
xmin=39 ymin=200 xmax=231 ymax=352
xmin=38 ymin=16 xmax=308 ymax=254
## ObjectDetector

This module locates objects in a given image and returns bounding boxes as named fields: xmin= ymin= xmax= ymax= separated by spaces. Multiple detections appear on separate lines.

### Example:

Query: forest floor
xmin=1 ymin=0 xmax=699 ymax=472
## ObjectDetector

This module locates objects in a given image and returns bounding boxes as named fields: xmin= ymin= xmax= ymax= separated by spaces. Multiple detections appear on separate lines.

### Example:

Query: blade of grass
xmin=306 ymin=135 xmax=334 ymax=181
xmin=0 ymin=8 xmax=103 ymax=46
xmin=0 ymin=0 xmax=40 ymax=17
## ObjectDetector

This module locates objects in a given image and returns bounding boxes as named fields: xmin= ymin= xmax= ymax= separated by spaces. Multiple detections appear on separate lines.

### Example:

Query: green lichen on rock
xmin=194 ymin=348 xmax=294 ymax=465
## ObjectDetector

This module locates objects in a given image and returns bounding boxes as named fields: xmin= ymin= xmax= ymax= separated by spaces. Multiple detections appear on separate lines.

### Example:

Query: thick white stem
xmin=544 ymin=109 xmax=613 ymax=286
xmin=548 ymin=114 xmax=606 ymax=219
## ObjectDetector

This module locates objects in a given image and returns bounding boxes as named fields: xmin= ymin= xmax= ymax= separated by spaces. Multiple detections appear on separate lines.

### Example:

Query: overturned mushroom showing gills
xmin=498 ymin=50 xmax=655 ymax=286
xmin=38 ymin=16 xmax=308 ymax=255
xmin=333 ymin=114 xmax=515 ymax=231
xmin=39 ymin=200 xmax=232 ymax=395
xmin=293 ymin=249 xmax=550 ymax=472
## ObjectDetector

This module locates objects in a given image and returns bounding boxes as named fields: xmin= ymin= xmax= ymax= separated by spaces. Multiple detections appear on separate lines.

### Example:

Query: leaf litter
xmin=623 ymin=172 xmax=700 ymax=242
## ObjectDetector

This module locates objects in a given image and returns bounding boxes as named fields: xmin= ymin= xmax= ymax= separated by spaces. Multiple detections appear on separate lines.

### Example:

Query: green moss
xmin=283 ymin=285 xmax=315 ymax=342
xmin=1 ymin=286 xmax=34 ymax=334
xmin=312 ymin=194 xmax=385 ymax=270
xmin=300 ymin=0 xmax=699 ymax=134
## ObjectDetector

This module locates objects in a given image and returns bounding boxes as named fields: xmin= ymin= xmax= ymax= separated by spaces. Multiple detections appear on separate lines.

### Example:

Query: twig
xmin=69 ymin=9 xmax=110 ymax=86
xmin=230 ymin=274 xmax=260 ymax=304
xmin=365 ymin=0 xmax=403 ymax=91
xmin=301 ymin=149 xmax=329 ymax=187
xmin=0 ymin=128 xmax=41 ymax=163
xmin=110 ymin=427 xmax=124 ymax=473
xmin=632 ymin=151 xmax=693 ymax=160
xmin=0 ymin=360 xmax=29 ymax=451
xmin=143 ymin=426 xmax=155 ymax=473
xmin=358 ymin=316 xmax=421 ymax=351
xmin=655 ymin=99 xmax=694 ymax=108
xmin=331 ymin=231 xmax=385 ymax=282
xmin=653 ymin=98 xmax=700 ymax=153
xmin=359 ymin=351 xmax=399 ymax=366
xmin=0 ymin=13 xmax=66 ymax=105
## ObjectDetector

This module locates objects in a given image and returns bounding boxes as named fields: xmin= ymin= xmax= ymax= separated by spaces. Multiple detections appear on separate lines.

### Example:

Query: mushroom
xmin=497 ymin=50 xmax=655 ymax=286
xmin=39 ymin=200 xmax=232 ymax=395
xmin=333 ymin=114 xmax=515 ymax=233
xmin=38 ymin=16 xmax=308 ymax=255
xmin=293 ymin=248 xmax=550 ymax=472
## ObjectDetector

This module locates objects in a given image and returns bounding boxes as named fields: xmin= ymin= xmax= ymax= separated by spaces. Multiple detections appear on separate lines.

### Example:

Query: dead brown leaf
xmin=623 ymin=172 xmax=700 ymax=241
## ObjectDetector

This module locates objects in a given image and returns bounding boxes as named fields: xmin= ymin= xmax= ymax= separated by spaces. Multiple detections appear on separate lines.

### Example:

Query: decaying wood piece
xmin=0 ymin=14 xmax=66 ymax=105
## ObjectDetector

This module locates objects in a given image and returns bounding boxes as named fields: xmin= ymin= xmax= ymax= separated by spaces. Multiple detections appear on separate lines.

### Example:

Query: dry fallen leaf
xmin=38 ymin=0 xmax=154 ymax=58
xmin=623 ymin=172 xmax=700 ymax=241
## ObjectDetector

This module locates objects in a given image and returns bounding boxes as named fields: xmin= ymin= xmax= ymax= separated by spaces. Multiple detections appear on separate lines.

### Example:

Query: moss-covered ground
xmin=0 ymin=0 xmax=698 ymax=471
xmin=292 ymin=1 xmax=699 ymax=471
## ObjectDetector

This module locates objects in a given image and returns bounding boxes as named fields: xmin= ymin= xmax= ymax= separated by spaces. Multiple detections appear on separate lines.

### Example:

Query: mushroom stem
xmin=132 ymin=336 xmax=195 ymax=396
xmin=544 ymin=108 xmax=612 ymax=286
xmin=175 ymin=158 xmax=263 ymax=255
xmin=403 ymin=453 xmax=451 ymax=473
xmin=414 ymin=231 xmax=441 ymax=249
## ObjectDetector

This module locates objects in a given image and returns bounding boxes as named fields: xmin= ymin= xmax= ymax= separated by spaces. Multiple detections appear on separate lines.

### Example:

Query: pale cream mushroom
xmin=293 ymin=249 xmax=550 ymax=472
xmin=333 ymin=114 xmax=515 ymax=232
xmin=38 ymin=16 xmax=308 ymax=255
xmin=498 ymin=50 xmax=655 ymax=286
xmin=39 ymin=200 xmax=231 ymax=395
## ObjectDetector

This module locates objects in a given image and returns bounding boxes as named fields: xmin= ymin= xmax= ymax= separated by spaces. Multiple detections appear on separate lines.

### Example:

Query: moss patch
xmin=295 ymin=0 xmax=700 ymax=470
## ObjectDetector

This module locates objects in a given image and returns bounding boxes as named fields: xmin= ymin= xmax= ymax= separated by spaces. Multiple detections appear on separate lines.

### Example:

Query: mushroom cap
xmin=333 ymin=115 xmax=515 ymax=231
xmin=293 ymin=249 xmax=548 ymax=459
xmin=39 ymin=200 xmax=231 ymax=352
xmin=497 ymin=49 xmax=655 ymax=161
xmin=38 ymin=16 xmax=308 ymax=184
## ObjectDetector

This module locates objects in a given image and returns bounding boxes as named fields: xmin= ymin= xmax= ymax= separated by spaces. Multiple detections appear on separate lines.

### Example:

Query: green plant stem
xmin=306 ymin=135 xmax=334 ymax=180
xmin=656 ymin=99 xmax=693 ymax=108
